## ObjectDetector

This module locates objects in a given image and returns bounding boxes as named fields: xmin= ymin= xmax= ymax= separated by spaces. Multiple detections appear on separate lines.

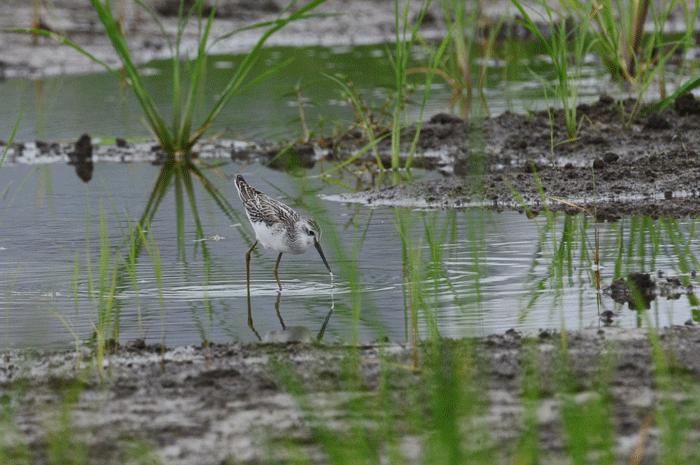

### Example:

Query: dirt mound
xmin=337 ymin=95 xmax=700 ymax=219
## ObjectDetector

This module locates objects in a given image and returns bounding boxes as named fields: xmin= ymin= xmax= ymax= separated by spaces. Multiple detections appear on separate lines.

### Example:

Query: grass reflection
xmin=522 ymin=211 xmax=700 ymax=331
xmin=139 ymin=157 xmax=238 ymax=251
xmin=394 ymin=207 xmax=492 ymax=359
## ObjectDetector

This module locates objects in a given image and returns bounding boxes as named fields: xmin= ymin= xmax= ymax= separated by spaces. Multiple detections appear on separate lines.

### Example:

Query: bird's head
xmin=297 ymin=218 xmax=332 ymax=274
xmin=298 ymin=218 xmax=322 ymax=246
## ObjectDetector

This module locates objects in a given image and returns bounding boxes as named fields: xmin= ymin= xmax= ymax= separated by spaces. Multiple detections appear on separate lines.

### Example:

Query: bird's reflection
xmin=247 ymin=285 xmax=335 ymax=343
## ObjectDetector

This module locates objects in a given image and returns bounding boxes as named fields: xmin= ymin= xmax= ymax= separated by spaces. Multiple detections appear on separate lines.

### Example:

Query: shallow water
xmin=1 ymin=42 xmax=699 ymax=347
xmin=0 ymin=44 xmax=616 ymax=143
xmin=0 ymin=162 xmax=698 ymax=348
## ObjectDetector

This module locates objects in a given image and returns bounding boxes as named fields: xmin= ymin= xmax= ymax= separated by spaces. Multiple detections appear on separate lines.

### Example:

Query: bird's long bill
xmin=314 ymin=240 xmax=332 ymax=275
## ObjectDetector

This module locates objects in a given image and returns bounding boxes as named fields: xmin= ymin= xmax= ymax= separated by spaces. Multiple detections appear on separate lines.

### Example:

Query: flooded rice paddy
xmin=0 ymin=161 xmax=697 ymax=348
xmin=0 ymin=44 xmax=613 ymax=143
xmin=7 ymin=3 xmax=700 ymax=464
xmin=1 ymin=44 xmax=699 ymax=348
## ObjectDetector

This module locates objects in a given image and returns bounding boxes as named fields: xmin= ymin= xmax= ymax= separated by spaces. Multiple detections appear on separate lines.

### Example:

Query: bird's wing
xmin=237 ymin=179 xmax=300 ymax=226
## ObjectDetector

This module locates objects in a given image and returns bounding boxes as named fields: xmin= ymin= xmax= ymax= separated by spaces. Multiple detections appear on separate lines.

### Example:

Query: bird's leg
xmin=247 ymin=292 xmax=261 ymax=341
xmin=245 ymin=240 xmax=258 ymax=295
xmin=245 ymin=240 xmax=261 ymax=341
xmin=275 ymin=291 xmax=285 ymax=329
xmin=274 ymin=252 xmax=283 ymax=291
xmin=317 ymin=302 xmax=334 ymax=342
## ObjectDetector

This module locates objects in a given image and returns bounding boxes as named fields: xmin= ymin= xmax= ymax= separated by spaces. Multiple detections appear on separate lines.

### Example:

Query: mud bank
xmin=7 ymin=94 xmax=700 ymax=221
xmin=3 ymin=326 xmax=700 ymax=464
xmin=0 ymin=0 xmax=454 ymax=80
xmin=335 ymin=95 xmax=700 ymax=220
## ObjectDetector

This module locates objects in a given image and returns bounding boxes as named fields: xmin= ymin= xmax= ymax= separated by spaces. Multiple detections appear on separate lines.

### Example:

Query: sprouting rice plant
xmin=15 ymin=0 xmax=328 ymax=250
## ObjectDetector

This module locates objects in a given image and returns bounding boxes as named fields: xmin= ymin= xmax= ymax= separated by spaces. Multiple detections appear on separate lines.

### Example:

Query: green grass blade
xmin=178 ymin=2 xmax=218 ymax=147
xmin=510 ymin=1 xmax=557 ymax=69
xmin=210 ymin=13 xmax=339 ymax=48
xmin=322 ymin=132 xmax=391 ymax=176
xmin=645 ymin=67 xmax=700 ymax=115
xmin=321 ymin=72 xmax=384 ymax=167
xmin=89 ymin=0 xmax=173 ymax=150
xmin=133 ymin=0 xmax=175 ymax=53
xmin=1 ymin=108 xmax=23 ymax=170
xmin=187 ymin=57 xmax=294 ymax=149
xmin=404 ymin=12 xmax=452 ymax=168
xmin=196 ymin=0 xmax=328 ymax=144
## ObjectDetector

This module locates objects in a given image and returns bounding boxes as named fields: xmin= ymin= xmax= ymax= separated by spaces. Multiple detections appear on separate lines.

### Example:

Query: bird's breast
xmin=251 ymin=221 xmax=299 ymax=253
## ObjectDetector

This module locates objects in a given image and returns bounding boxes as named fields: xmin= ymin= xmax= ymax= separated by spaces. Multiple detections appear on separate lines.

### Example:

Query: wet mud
xmin=4 ymin=327 xmax=700 ymax=464
xmin=604 ymin=272 xmax=695 ymax=312
xmin=337 ymin=95 xmax=700 ymax=221
xmin=0 ymin=0 xmax=453 ymax=79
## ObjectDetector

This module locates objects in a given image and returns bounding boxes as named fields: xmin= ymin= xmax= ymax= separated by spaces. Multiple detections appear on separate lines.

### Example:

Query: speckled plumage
xmin=235 ymin=174 xmax=332 ymax=291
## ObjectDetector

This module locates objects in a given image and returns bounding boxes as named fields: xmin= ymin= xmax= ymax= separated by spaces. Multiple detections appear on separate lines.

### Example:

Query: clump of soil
xmin=605 ymin=272 xmax=694 ymax=310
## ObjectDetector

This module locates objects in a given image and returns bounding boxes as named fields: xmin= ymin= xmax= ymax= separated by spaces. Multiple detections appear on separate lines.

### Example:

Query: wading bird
xmin=235 ymin=174 xmax=332 ymax=292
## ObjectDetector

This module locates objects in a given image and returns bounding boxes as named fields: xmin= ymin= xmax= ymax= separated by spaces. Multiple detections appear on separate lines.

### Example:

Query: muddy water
xmin=0 ymin=161 xmax=697 ymax=348
xmin=0 ymin=44 xmax=611 ymax=143
xmin=1 ymin=42 xmax=698 ymax=348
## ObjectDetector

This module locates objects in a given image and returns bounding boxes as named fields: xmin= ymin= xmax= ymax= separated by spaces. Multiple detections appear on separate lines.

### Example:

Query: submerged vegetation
xmin=4 ymin=0 xmax=700 ymax=463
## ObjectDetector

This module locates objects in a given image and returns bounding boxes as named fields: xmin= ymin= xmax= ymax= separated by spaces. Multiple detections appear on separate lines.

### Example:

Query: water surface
xmin=0 ymin=162 xmax=697 ymax=348
xmin=1 ymin=44 xmax=614 ymax=143
xmin=1 ymin=42 xmax=698 ymax=347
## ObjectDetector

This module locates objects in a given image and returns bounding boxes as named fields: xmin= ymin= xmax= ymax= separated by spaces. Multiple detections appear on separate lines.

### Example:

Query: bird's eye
xmin=308 ymin=229 xmax=315 ymax=236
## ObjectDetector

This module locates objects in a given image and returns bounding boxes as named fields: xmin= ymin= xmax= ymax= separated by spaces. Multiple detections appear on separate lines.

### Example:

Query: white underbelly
xmin=252 ymin=221 xmax=297 ymax=254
